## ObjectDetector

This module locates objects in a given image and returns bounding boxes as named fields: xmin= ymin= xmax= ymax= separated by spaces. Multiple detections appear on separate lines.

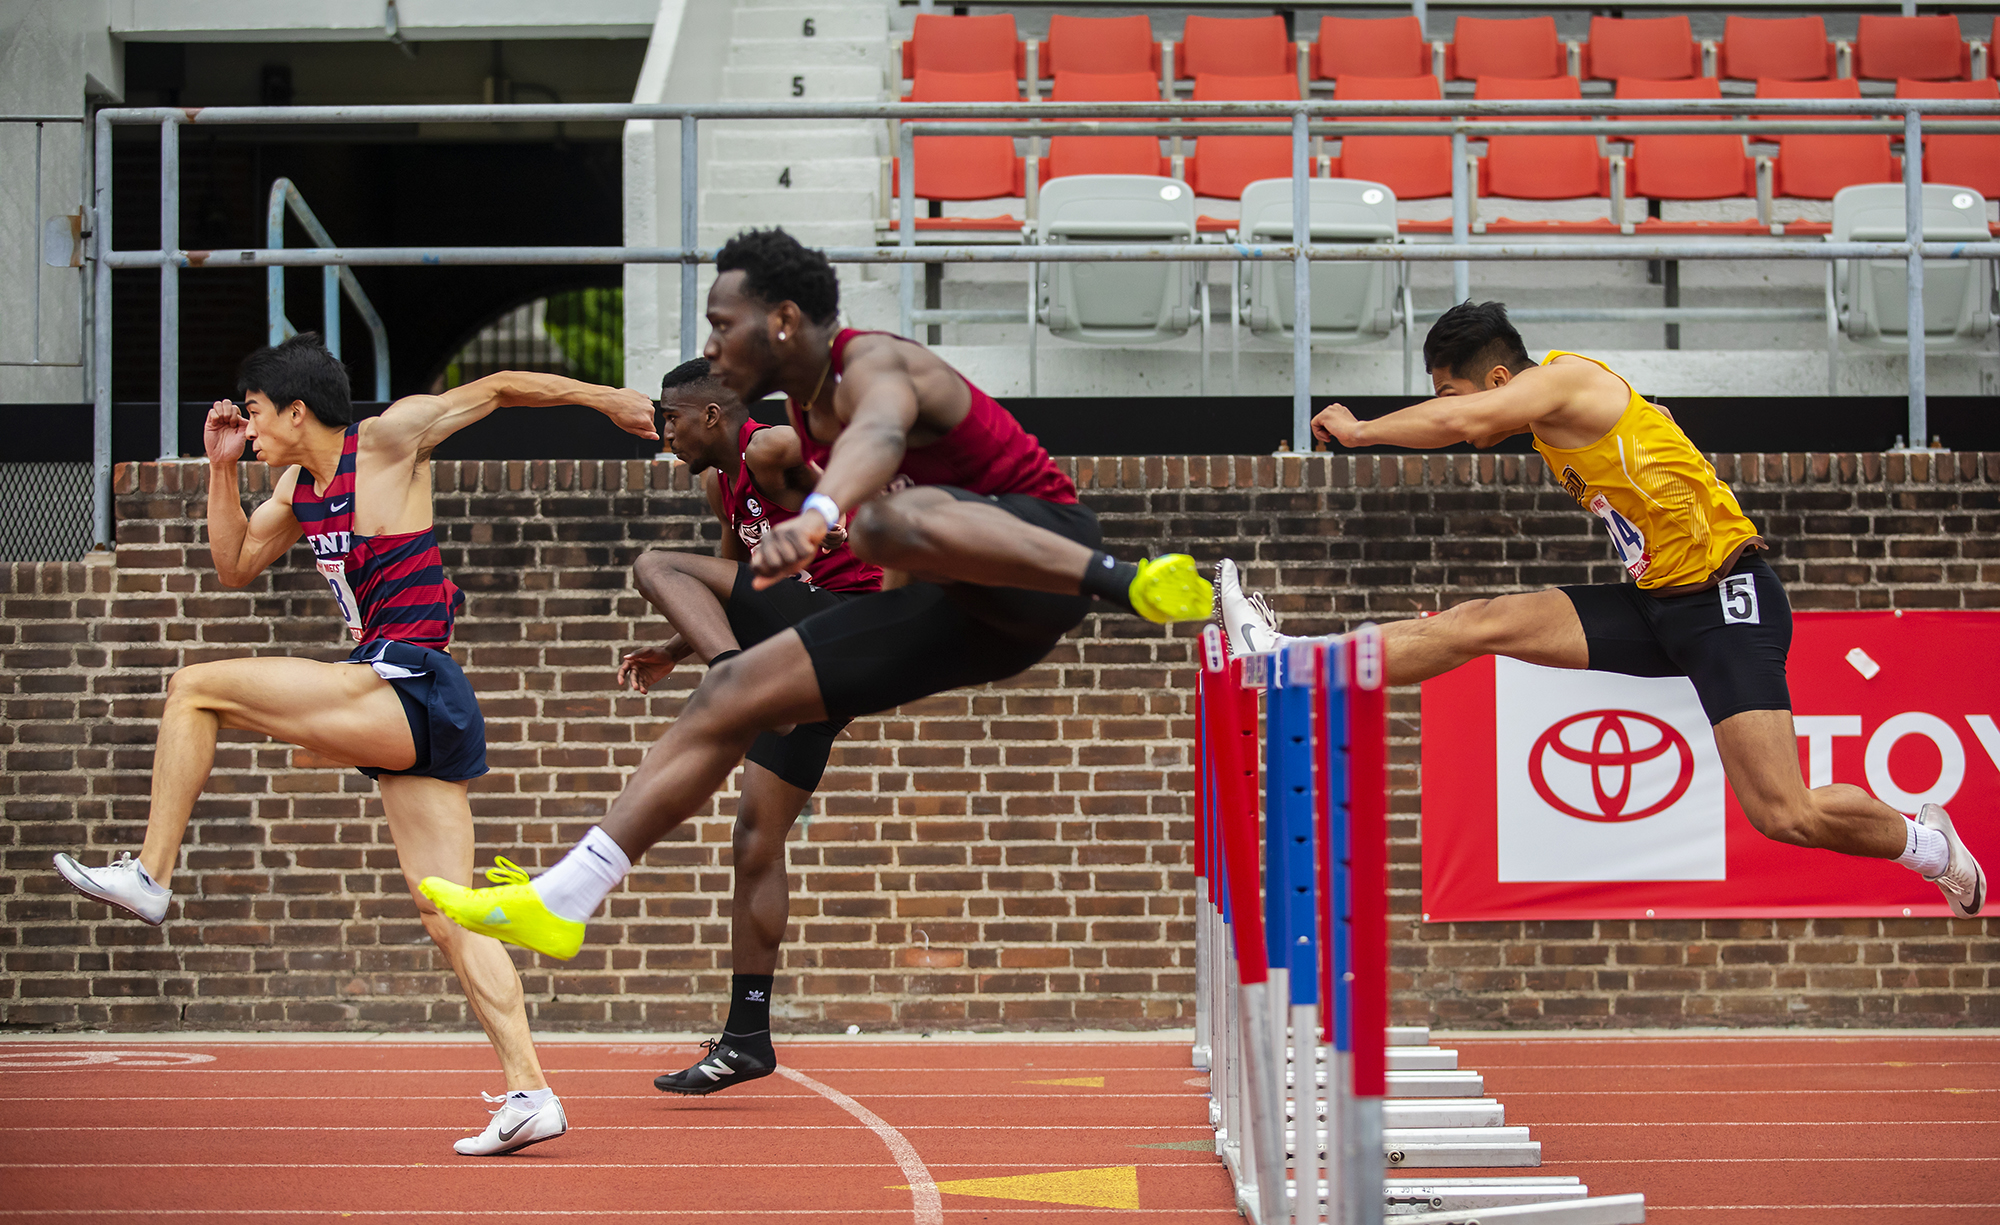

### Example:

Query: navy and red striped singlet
xmin=289 ymin=425 xmax=464 ymax=650
xmin=715 ymin=419 xmax=882 ymax=594
xmin=787 ymin=329 xmax=1076 ymax=504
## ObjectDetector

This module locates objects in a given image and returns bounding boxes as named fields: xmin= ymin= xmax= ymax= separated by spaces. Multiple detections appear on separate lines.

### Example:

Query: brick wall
xmin=3 ymin=450 xmax=1994 ymax=1033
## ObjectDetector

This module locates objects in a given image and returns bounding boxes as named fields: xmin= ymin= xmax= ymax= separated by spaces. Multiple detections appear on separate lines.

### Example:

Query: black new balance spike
xmin=654 ymin=1038 xmax=775 ymax=1096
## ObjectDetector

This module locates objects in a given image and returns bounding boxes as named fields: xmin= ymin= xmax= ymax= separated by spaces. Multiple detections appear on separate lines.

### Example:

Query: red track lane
xmin=1448 ymin=1035 xmax=2000 ymax=1224
xmin=6 ymin=1035 xmax=1996 ymax=1221
xmin=0 ymin=1040 xmax=1234 ymax=1223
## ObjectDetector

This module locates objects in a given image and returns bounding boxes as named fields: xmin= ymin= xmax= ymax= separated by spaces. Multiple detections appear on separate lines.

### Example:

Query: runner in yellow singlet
xmin=1271 ymin=301 xmax=1983 ymax=915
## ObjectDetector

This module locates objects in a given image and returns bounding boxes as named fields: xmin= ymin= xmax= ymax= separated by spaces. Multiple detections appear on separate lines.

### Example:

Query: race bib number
xmin=315 ymin=558 xmax=365 ymax=642
xmin=1718 ymin=572 xmax=1760 ymax=625
xmin=1588 ymin=494 xmax=1652 ymax=581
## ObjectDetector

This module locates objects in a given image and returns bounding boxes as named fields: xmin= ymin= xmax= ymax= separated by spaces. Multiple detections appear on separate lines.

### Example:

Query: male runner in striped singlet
xmin=1216 ymin=300 xmax=1986 ymax=917
xmin=616 ymin=356 xmax=883 ymax=1094
xmin=52 ymin=332 xmax=659 ymax=1153
xmin=420 ymin=227 xmax=1215 ymax=960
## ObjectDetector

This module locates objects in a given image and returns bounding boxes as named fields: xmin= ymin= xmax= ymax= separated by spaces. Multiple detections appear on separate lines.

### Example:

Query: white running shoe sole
xmin=1214 ymin=559 xmax=1280 ymax=659
xmin=1918 ymin=804 xmax=1986 ymax=918
xmin=454 ymin=1098 xmax=569 ymax=1156
xmin=53 ymin=853 xmax=170 ymax=925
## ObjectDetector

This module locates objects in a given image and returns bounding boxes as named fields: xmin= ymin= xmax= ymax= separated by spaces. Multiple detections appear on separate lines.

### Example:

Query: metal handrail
xmin=265 ymin=179 xmax=391 ymax=403
xmin=86 ymin=97 xmax=2000 ymax=549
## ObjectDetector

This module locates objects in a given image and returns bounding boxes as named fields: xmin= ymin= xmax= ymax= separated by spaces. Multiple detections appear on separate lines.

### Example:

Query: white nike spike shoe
xmin=1917 ymin=804 xmax=1986 ymax=918
xmin=53 ymin=852 xmax=171 ymax=925
xmin=1214 ymin=559 xmax=1281 ymax=659
xmin=455 ymin=1091 xmax=568 ymax=1156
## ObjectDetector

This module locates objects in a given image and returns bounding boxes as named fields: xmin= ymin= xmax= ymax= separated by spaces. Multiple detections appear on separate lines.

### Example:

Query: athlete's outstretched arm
xmin=203 ymin=401 xmax=303 ymax=587
xmin=742 ymin=425 xmax=817 ymax=512
xmin=1311 ymin=363 xmax=1585 ymax=450
xmin=751 ymin=350 xmax=917 ymax=585
xmin=368 ymin=371 xmax=659 ymax=460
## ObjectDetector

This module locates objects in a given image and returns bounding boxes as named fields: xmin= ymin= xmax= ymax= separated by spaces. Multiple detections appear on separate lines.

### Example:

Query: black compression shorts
xmin=725 ymin=563 xmax=861 ymax=791
xmin=1561 ymin=552 xmax=1792 ymax=725
xmin=794 ymin=488 xmax=1102 ymax=722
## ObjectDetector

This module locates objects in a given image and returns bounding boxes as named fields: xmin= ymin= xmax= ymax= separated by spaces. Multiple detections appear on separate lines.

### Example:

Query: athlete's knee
xmin=732 ymin=817 xmax=789 ymax=876
xmin=682 ymin=656 xmax=762 ymax=731
xmin=1738 ymin=797 xmax=1817 ymax=847
xmin=849 ymin=498 xmax=933 ymax=567
xmin=1432 ymin=598 xmax=1504 ymax=650
xmin=164 ymin=661 xmax=221 ymax=710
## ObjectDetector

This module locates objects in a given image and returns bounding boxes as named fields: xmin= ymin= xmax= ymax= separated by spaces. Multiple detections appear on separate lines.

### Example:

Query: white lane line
xmin=1503 ymin=1088 xmax=1999 ymax=1096
xmin=777 ymin=1067 xmax=941 ymax=1225
xmin=0 ymin=1212 xmax=1241 ymax=1219
xmin=1462 ymin=1061 xmax=2000 ymax=1070
xmin=2 ymin=1094 xmax=1195 ymax=1103
xmin=14 ymin=1123 xmax=1205 ymax=1132
xmin=1646 ymin=1206 xmax=2000 ymax=1212
xmin=1551 ymin=1157 xmax=1991 ymax=1165
xmin=0 ymin=1066 xmax=1196 ymax=1075
xmin=1534 ymin=1120 xmax=1996 ymax=1127
xmin=0 ymin=1162 xmax=1211 ymax=1171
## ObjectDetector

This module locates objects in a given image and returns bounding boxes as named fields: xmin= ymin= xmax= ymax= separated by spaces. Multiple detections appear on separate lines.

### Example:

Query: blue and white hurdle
xmin=1192 ymin=624 xmax=1648 ymax=1224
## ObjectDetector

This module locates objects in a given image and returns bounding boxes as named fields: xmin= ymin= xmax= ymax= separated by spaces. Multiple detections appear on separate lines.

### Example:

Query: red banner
xmin=1422 ymin=610 xmax=2000 ymax=920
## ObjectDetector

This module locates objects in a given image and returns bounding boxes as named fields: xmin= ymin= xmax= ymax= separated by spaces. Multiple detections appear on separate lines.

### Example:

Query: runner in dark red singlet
xmin=613 ymin=358 xmax=881 ymax=1093
xmin=53 ymin=332 xmax=658 ymax=1154
xmin=422 ymin=229 xmax=1216 ymax=963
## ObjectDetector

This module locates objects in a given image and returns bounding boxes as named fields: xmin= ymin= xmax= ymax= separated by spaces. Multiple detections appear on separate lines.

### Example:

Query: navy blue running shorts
xmin=1561 ymin=552 xmax=1793 ymax=726
xmin=346 ymin=639 xmax=489 ymax=783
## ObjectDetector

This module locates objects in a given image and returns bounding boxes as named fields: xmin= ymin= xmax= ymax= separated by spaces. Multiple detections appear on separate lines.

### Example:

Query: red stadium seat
xmin=1617 ymin=78 xmax=1753 ymax=201
xmin=1854 ymin=16 xmax=1968 ymax=82
xmin=1899 ymin=78 xmax=2000 ymax=196
xmin=1178 ymin=14 xmax=1293 ymax=79
xmin=1331 ymin=75 xmax=1452 ymax=199
xmin=1448 ymin=16 xmax=1568 ymax=81
xmin=1043 ymin=14 xmax=1159 ymax=78
xmin=902 ymin=13 xmax=1023 ymax=81
xmin=1313 ymin=16 xmax=1431 ymax=81
xmin=1759 ymin=79 xmax=1896 ymax=199
xmin=1720 ymin=16 xmax=1837 ymax=82
xmin=1185 ymin=73 xmax=1299 ymax=199
xmin=1474 ymin=76 xmax=1608 ymax=199
xmin=1045 ymin=72 xmax=1168 ymax=181
xmin=1582 ymin=16 xmax=1701 ymax=81
xmin=905 ymin=69 xmax=1024 ymax=202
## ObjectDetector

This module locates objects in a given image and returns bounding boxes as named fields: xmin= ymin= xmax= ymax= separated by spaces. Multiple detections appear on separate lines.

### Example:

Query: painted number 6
xmin=802 ymin=17 xmax=815 ymax=36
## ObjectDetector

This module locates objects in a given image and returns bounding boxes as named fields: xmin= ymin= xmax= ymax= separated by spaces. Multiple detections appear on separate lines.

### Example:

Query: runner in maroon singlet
xmin=420 ymin=228 xmax=1215 ymax=963
xmin=52 ymin=332 xmax=657 ymax=1154
xmin=613 ymin=358 xmax=881 ymax=1093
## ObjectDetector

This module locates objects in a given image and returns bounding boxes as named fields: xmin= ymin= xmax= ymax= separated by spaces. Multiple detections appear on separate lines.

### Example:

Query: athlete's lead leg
xmin=1378 ymin=588 xmax=1590 ymax=685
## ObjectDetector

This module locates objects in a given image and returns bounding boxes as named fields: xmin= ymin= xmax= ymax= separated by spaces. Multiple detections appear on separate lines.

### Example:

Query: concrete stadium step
xmin=702 ymin=189 xmax=880 ymax=218
xmin=710 ymin=126 xmax=882 ymax=160
xmin=727 ymin=39 xmax=887 ymax=68
xmin=731 ymin=6 xmax=888 ymax=41
xmin=722 ymin=65 xmax=885 ymax=100
xmin=705 ymin=158 xmax=881 ymax=191
xmin=1385 ymin=1177 xmax=1594 ymax=1214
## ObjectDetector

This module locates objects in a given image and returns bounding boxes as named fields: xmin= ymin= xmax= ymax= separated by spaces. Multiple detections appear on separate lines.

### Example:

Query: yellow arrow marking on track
xmin=893 ymin=1166 xmax=1140 ymax=1209
xmin=1017 ymin=1075 xmax=1105 ymax=1088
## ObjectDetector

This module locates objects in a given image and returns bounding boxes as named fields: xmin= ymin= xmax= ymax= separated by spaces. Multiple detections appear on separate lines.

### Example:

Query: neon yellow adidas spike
xmin=419 ymin=857 xmax=585 ymax=961
xmin=1128 ymin=554 xmax=1215 ymax=624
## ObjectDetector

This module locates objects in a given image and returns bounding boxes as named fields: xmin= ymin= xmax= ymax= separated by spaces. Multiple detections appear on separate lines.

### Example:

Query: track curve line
xmin=777 ymin=1066 xmax=942 ymax=1225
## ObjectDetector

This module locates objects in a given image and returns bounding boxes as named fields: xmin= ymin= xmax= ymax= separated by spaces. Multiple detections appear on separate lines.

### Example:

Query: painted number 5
xmin=791 ymin=75 xmax=805 ymax=96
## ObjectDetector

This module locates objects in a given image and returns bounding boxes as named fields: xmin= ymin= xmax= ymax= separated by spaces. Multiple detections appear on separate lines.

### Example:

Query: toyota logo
xmin=1528 ymin=709 xmax=1695 ymax=823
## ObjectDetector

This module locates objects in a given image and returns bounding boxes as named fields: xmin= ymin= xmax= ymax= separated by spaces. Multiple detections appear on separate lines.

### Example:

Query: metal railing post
xmin=159 ymin=115 xmax=179 ymax=459
xmin=322 ymin=266 xmax=342 ymax=358
xmin=899 ymin=121 xmax=917 ymax=337
xmin=267 ymin=186 xmax=287 ymax=346
xmin=680 ymin=114 xmax=699 ymax=362
xmin=1292 ymin=109 xmax=1311 ymax=453
xmin=266 ymin=179 xmax=393 ymax=400
xmin=1903 ymin=107 xmax=1926 ymax=447
xmin=92 ymin=109 xmax=113 ymax=550
xmin=1450 ymin=126 xmax=1470 ymax=305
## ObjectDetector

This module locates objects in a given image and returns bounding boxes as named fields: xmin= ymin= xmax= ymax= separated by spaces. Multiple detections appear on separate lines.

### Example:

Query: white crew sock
xmin=534 ymin=826 xmax=631 ymax=923
xmin=1895 ymin=818 xmax=1950 ymax=878
xmin=507 ymin=1087 xmax=554 ymax=1109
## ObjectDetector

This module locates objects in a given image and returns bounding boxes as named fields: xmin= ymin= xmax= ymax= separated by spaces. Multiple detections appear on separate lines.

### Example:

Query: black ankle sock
xmin=708 ymin=648 xmax=743 ymax=667
xmin=722 ymin=974 xmax=775 ymax=1054
xmin=1078 ymin=551 xmax=1140 ymax=614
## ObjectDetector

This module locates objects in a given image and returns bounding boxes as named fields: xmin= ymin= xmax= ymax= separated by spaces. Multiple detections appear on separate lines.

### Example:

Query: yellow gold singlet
xmin=1532 ymin=351 xmax=1762 ymax=594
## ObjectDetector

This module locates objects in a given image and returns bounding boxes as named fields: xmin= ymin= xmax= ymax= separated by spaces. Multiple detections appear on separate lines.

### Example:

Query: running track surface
xmin=1 ymin=1033 xmax=1994 ymax=1221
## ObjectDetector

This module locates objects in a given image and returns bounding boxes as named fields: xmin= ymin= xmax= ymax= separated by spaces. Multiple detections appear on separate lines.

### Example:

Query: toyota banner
xmin=1420 ymin=610 xmax=2000 ymax=920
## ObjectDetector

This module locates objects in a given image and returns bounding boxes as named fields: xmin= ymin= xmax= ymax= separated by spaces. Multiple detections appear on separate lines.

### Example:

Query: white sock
xmin=508 ymin=1087 xmax=554 ymax=1109
xmin=534 ymin=826 xmax=631 ymax=923
xmin=1896 ymin=818 xmax=1950 ymax=878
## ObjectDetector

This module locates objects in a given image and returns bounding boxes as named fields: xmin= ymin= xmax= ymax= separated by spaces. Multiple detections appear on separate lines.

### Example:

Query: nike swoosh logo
xmin=497 ymin=1114 xmax=534 ymax=1142
xmin=329 ymin=499 xmax=351 ymax=513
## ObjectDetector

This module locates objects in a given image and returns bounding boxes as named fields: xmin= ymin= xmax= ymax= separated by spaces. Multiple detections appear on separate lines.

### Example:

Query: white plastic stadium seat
xmin=1825 ymin=184 xmax=1995 ymax=374
xmin=1035 ymin=175 xmax=1200 ymax=344
xmin=1237 ymin=178 xmax=1406 ymax=345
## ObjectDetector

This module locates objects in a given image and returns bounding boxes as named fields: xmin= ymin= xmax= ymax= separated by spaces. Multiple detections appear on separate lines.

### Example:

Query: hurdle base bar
xmin=1293 ymin=1098 xmax=1508 ymax=1129
xmin=1283 ymin=1127 xmax=1538 ymax=1165
xmin=1387 ymin=1194 xmax=1647 ymax=1225
xmin=1387 ymin=1070 xmax=1486 ymax=1098
xmin=1287 ymin=1045 xmax=1460 ymax=1074
xmin=1387 ymin=1177 xmax=1595 ymax=1214
xmin=1389 ymin=1027 xmax=1432 ymax=1046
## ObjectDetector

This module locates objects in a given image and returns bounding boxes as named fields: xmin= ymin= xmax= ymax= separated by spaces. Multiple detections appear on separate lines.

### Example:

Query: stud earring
xmin=778 ymin=331 xmax=787 ymax=341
